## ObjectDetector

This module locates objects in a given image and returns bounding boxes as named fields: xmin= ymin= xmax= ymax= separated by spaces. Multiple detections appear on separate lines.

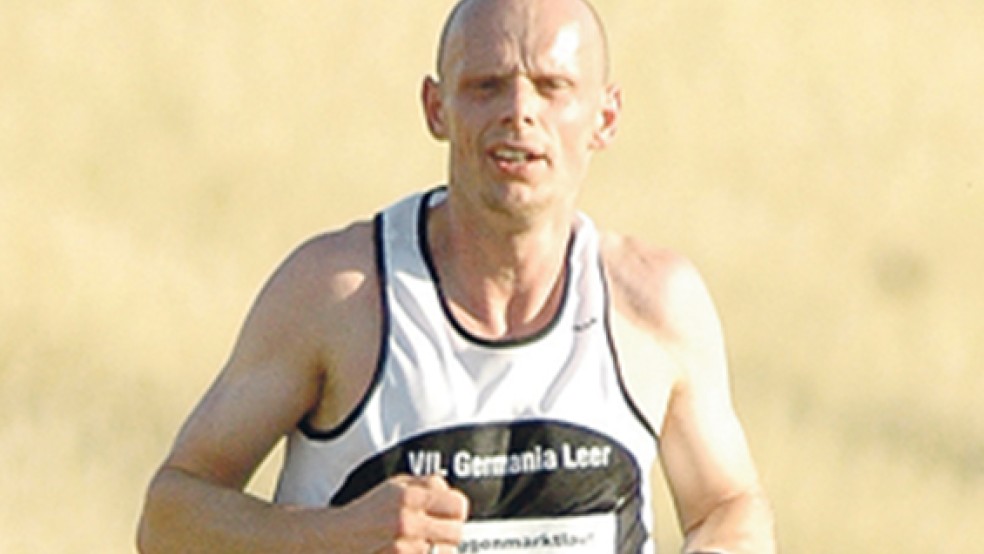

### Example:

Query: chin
xmin=483 ymin=182 xmax=559 ymax=221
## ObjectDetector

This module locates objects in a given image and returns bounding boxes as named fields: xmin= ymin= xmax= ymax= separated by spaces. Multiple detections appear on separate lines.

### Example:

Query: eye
xmin=469 ymin=77 xmax=503 ymax=94
xmin=535 ymin=76 xmax=573 ymax=95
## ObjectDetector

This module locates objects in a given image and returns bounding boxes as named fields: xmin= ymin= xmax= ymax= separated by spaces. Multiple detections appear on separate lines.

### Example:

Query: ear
xmin=590 ymin=84 xmax=622 ymax=150
xmin=421 ymin=76 xmax=449 ymax=141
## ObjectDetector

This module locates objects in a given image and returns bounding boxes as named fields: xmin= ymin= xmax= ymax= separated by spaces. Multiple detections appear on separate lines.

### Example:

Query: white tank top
xmin=275 ymin=188 xmax=659 ymax=553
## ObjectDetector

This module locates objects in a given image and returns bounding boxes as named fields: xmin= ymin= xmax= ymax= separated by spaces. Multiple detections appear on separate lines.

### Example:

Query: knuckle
xmin=423 ymin=474 xmax=448 ymax=488
xmin=452 ymin=489 xmax=470 ymax=515
xmin=394 ymin=506 xmax=424 ymax=538
xmin=400 ymin=484 xmax=429 ymax=508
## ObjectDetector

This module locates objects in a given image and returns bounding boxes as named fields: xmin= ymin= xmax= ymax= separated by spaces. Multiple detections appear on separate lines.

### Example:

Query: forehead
xmin=440 ymin=0 xmax=606 ymax=79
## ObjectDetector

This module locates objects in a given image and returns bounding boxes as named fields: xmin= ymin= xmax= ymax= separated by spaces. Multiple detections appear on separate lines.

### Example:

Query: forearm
xmin=137 ymin=466 xmax=331 ymax=554
xmin=682 ymin=488 xmax=776 ymax=554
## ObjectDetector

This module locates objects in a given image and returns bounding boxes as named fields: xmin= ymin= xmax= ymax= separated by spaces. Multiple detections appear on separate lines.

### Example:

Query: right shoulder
xmin=158 ymin=220 xmax=382 ymax=484
xmin=232 ymin=219 xmax=380 ymax=374
xmin=272 ymin=219 xmax=378 ymax=304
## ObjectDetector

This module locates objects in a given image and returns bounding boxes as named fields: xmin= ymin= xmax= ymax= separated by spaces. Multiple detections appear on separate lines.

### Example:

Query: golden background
xmin=1 ymin=1 xmax=981 ymax=551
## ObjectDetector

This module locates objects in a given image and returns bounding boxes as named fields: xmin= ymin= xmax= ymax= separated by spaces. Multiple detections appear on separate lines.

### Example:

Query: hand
xmin=333 ymin=474 xmax=469 ymax=553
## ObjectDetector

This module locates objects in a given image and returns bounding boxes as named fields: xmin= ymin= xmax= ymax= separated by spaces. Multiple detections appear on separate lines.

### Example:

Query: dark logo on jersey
xmin=329 ymin=420 xmax=649 ymax=553
xmin=406 ymin=438 xmax=613 ymax=479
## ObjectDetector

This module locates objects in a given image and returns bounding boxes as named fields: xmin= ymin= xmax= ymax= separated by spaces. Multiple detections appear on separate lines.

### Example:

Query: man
xmin=137 ymin=0 xmax=775 ymax=552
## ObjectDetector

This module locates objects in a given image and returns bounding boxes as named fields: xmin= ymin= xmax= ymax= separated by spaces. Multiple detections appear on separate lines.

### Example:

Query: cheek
xmin=443 ymin=120 xmax=475 ymax=156
xmin=445 ymin=105 xmax=486 ymax=147
xmin=555 ymin=105 xmax=599 ymax=153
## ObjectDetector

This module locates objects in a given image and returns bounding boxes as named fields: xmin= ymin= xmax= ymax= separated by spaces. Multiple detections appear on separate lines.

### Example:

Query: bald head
xmin=435 ymin=0 xmax=611 ymax=81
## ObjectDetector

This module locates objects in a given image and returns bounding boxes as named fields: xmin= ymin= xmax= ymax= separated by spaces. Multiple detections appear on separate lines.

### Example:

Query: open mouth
xmin=489 ymin=145 xmax=545 ymax=166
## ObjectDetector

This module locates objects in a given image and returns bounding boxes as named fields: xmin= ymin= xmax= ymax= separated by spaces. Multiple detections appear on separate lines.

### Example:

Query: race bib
xmin=458 ymin=513 xmax=616 ymax=554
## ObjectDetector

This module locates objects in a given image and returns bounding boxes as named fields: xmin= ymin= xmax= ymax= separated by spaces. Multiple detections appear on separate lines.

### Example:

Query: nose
xmin=499 ymin=78 xmax=539 ymax=130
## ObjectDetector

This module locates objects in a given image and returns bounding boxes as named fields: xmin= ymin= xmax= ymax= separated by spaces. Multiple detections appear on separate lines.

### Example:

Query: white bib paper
xmin=458 ymin=513 xmax=616 ymax=553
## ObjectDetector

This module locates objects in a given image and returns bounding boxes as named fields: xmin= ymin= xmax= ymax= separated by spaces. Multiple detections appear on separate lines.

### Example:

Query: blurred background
xmin=1 ymin=0 xmax=981 ymax=551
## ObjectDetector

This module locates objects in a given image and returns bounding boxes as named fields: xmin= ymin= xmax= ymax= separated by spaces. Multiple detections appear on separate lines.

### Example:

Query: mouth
xmin=488 ymin=144 xmax=547 ymax=167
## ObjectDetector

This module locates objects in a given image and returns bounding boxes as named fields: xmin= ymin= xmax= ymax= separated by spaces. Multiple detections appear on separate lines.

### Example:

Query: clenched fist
xmin=331 ymin=474 xmax=470 ymax=553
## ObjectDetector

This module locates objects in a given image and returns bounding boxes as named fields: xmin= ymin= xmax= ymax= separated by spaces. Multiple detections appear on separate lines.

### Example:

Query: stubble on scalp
xmin=434 ymin=0 xmax=611 ymax=81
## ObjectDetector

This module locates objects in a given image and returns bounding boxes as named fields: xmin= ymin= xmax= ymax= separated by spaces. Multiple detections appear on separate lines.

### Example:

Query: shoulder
xmin=599 ymin=230 xmax=720 ymax=345
xmin=266 ymin=220 xmax=377 ymax=307
xmin=598 ymin=231 xmax=732 ymax=436
xmin=238 ymin=220 xmax=380 ymax=364
xmin=282 ymin=220 xmax=377 ymax=281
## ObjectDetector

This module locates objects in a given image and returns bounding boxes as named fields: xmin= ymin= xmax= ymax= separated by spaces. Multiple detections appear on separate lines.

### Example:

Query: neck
xmin=426 ymin=190 xmax=575 ymax=341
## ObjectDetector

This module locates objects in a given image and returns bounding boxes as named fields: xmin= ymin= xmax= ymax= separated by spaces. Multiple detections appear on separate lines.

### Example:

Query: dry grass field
xmin=2 ymin=1 xmax=982 ymax=552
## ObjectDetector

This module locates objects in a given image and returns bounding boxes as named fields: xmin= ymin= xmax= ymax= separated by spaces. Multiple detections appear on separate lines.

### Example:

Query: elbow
xmin=739 ymin=488 xmax=776 ymax=553
xmin=136 ymin=515 xmax=156 ymax=554
xmin=683 ymin=487 xmax=777 ymax=554
xmin=136 ymin=469 xmax=176 ymax=554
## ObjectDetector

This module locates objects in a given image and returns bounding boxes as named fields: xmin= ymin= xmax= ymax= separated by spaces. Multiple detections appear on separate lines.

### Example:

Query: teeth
xmin=494 ymin=148 xmax=530 ymax=162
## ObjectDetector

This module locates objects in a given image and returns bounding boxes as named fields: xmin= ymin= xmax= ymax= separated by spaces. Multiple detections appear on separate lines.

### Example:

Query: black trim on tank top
xmin=598 ymin=256 xmax=659 ymax=441
xmin=298 ymin=213 xmax=392 ymax=441
xmin=416 ymin=186 xmax=574 ymax=349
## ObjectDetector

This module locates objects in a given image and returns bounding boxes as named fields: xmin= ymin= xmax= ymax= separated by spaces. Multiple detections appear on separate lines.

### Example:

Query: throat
xmin=441 ymin=264 xmax=569 ymax=343
xmin=422 ymin=190 xmax=577 ymax=343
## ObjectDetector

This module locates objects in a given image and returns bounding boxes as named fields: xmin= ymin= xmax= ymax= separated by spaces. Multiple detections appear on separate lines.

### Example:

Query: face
xmin=423 ymin=0 xmax=620 ymax=221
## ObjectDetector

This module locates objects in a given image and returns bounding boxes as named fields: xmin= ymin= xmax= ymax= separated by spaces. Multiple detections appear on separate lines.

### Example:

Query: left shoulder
xmin=599 ymin=230 xmax=722 ymax=348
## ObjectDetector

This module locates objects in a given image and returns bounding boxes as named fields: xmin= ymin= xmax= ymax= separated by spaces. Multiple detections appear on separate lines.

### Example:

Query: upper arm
xmin=162 ymin=223 xmax=377 ymax=490
xmin=603 ymin=233 xmax=762 ymax=534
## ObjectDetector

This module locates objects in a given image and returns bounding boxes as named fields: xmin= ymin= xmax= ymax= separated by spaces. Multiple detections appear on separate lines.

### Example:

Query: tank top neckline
xmin=415 ymin=186 xmax=578 ymax=349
